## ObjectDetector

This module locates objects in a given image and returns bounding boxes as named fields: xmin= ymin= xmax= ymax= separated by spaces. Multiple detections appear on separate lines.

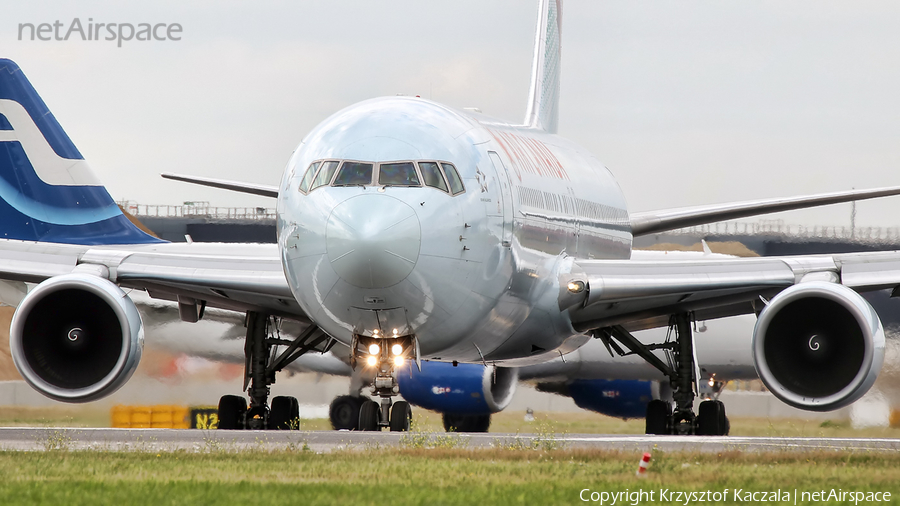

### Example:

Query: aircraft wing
xmin=629 ymin=186 xmax=900 ymax=236
xmin=0 ymin=240 xmax=309 ymax=322
xmin=161 ymin=173 xmax=279 ymax=198
xmin=160 ymin=172 xmax=900 ymax=237
xmin=561 ymin=251 xmax=900 ymax=333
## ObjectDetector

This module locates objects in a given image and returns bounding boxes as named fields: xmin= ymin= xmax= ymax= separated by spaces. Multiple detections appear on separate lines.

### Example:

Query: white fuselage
xmin=277 ymin=96 xmax=630 ymax=362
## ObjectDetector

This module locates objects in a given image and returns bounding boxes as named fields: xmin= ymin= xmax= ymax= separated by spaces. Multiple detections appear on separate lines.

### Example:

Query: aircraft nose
xmin=325 ymin=194 xmax=421 ymax=289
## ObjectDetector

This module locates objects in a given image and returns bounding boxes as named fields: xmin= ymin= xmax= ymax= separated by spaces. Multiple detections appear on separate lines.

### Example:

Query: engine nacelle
xmin=536 ymin=379 xmax=660 ymax=419
xmin=9 ymin=273 xmax=144 ymax=403
xmin=752 ymin=281 xmax=884 ymax=411
xmin=567 ymin=379 xmax=658 ymax=419
xmin=396 ymin=361 xmax=517 ymax=415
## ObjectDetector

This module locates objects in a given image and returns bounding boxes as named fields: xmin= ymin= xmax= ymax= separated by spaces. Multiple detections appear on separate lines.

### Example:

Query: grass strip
xmin=0 ymin=448 xmax=897 ymax=505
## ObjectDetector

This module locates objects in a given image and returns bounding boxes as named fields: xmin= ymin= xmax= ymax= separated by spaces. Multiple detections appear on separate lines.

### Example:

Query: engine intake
xmin=752 ymin=281 xmax=884 ymax=411
xmin=10 ymin=273 xmax=144 ymax=403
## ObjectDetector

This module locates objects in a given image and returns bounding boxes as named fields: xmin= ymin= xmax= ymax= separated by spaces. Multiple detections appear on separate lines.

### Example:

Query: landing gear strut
xmin=670 ymin=312 xmax=697 ymax=434
xmin=596 ymin=312 xmax=729 ymax=436
xmin=218 ymin=311 xmax=335 ymax=430
xmin=350 ymin=334 xmax=415 ymax=431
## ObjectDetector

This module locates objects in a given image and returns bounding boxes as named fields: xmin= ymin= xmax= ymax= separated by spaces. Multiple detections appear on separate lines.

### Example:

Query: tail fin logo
xmin=0 ymin=99 xmax=120 ymax=226
xmin=0 ymin=99 xmax=102 ymax=186
xmin=0 ymin=59 xmax=161 ymax=244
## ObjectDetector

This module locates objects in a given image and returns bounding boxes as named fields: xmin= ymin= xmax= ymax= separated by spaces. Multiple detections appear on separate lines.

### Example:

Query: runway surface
xmin=3 ymin=428 xmax=900 ymax=453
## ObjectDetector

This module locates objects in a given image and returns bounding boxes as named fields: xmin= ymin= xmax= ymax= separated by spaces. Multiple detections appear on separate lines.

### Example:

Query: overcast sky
xmin=4 ymin=1 xmax=900 ymax=229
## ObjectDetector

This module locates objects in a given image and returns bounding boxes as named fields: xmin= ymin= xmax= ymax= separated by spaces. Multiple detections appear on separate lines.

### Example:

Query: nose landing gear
xmin=351 ymin=334 xmax=415 ymax=431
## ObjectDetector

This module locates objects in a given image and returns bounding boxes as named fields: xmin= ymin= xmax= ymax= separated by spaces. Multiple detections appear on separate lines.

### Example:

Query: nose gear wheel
xmin=350 ymin=334 xmax=415 ymax=431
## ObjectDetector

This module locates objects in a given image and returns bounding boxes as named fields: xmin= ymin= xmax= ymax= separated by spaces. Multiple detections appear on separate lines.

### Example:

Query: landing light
xmin=393 ymin=356 xmax=404 ymax=367
xmin=366 ymin=356 xmax=378 ymax=367
xmin=368 ymin=343 xmax=380 ymax=355
xmin=567 ymin=281 xmax=585 ymax=293
xmin=391 ymin=344 xmax=403 ymax=356
xmin=392 ymin=328 xmax=399 ymax=335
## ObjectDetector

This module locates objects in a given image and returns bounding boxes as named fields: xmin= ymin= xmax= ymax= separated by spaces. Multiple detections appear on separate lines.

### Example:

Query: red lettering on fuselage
xmin=487 ymin=128 xmax=570 ymax=182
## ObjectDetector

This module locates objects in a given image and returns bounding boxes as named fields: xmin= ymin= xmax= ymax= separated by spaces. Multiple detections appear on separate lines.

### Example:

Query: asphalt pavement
xmin=4 ymin=427 xmax=899 ymax=453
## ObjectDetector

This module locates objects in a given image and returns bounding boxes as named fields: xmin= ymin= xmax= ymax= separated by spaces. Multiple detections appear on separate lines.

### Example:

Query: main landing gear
xmin=218 ymin=311 xmax=336 ymax=430
xmin=346 ymin=333 xmax=415 ymax=431
xmin=330 ymin=400 xmax=491 ymax=433
xmin=596 ymin=312 xmax=730 ymax=436
xmin=328 ymin=395 xmax=412 ymax=431
xmin=329 ymin=395 xmax=368 ymax=430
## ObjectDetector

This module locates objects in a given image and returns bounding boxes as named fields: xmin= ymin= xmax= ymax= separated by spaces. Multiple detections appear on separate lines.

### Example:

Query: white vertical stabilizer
xmin=524 ymin=0 xmax=562 ymax=134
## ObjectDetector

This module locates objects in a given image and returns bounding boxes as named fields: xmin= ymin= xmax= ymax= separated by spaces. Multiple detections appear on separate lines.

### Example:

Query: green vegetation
xmin=0 ymin=406 xmax=109 ymax=428
xmin=399 ymin=419 xmax=470 ymax=449
xmin=0 ymin=448 xmax=898 ymax=505
xmin=1 ymin=408 xmax=899 ymax=504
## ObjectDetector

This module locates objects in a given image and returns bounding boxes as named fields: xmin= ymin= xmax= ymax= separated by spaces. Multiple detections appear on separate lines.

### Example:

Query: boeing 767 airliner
xmin=2 ymin=0 xmax=900 ymax=435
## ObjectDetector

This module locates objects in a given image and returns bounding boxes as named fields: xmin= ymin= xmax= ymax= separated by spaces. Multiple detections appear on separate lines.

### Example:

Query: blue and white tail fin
xmin=524 ymin=0 xmax=562 ymax=134
xmin=0 ymin=59 xmax=161 ymax=245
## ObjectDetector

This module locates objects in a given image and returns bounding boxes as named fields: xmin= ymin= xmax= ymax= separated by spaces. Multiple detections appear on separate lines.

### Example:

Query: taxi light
xmin=567 ymin=281 xmax=585 ymax=293
xmin=391 ymin=344 xmax=403 ymax=356
xmin=366 ymin=356 xmax=378 ymax=367
xmin=392 ymin=328 xmax=399 ymax=335
xmin=373 ymin=329 xmax=379 ymax=335
xmin=368 ymin=343 xmax=380 ymax=355
xmin=393 ymin=356 xmax=404 ymax=367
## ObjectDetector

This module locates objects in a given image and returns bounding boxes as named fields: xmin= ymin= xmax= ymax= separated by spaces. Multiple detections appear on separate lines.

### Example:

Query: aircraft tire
xmin=330 ymin=395 xmax=365 ymax=430
xmin=390 ymin=401 xmax=412 ymax=432
xmin=645 ymin=400 xmax=669 ymax=435
xmin=270 ymin=396 xmax=300 ymax=430
xmin=217 ymin=395 xmax=247 ymax=430
xmin=697 ymin=400 xmax=727 ymax=436
xmin=442 ymin=413 xmax=491 ymax=432
xmin=358 ymin=400 xmax=380 ymax=431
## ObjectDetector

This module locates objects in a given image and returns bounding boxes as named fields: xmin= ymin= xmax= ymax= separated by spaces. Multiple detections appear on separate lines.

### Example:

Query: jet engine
xmin=752 ymin=281 xmax=884 ymax=411
xmin=9 ymin=273 xmax=144 ymax=403
xmin=396 ymin=361 xmax=517 ymax=415
xmin=537 ymin=379 xmax=659 ymax=419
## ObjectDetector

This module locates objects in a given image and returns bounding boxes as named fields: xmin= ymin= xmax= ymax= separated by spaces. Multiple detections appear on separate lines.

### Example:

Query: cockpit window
xmin=378 ymin=162 xmax=420 ymax=186
xmin=298 ymin=161 xmax=320 ymax=193
xmin=442 ymin=163 xmax=465 ymax=195
xmin=299 ymin=158 xmax=466 ymax=196
xmin=333 ymin=161 xmax=374 ymax=186
xmin=310 ymin=160 xmax=339 ymax=190
xmin=418 ymin=162 xmax=448 ymax=192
